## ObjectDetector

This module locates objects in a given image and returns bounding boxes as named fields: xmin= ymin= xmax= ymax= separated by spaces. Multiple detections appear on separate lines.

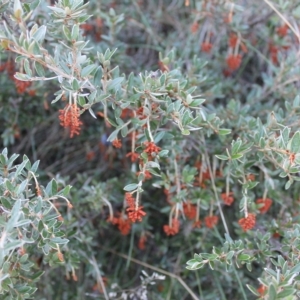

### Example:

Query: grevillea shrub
xmin=1 ymin=0 xmax=300 ymax=299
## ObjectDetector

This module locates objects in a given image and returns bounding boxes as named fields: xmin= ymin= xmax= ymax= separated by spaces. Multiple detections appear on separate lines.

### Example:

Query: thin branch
xmin=101 ymin=246 xmax=200 ymax=300
xmin=263 ymin=0 xmax=300 ymax=43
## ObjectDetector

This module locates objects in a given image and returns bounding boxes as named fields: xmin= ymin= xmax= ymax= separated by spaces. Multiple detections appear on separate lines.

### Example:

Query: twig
xmin=100 ymin=246 xmax=199 ymax=300
xmin=263 ymin=0 xmax=300 ymax=43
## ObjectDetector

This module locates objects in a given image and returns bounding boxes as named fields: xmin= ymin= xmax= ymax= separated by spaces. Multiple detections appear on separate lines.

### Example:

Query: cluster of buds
xmin=59 ymin=103 xmax=83 ymax=138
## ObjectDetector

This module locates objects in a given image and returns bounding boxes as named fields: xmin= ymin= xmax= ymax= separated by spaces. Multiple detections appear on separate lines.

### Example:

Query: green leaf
xmin=50 ymin=237 xmax=69 ymax=244
xmin=123 ymin=183 xmax=138 ymax=192
xmin=218 ymin=128 xmax=231 ymax=135
xmin=71 ymin=24 xmax=79 ymax=40
xmin=93 ymin=66 xmax=103 ymax=86
xmin=158 ymin=150 xmax=169 ymax=158
xmin=107 ymin=77 xmax=124 ymax=91
xmin=15 ymin=158 xmax=29 ymax=177
xmin=285 ymin=179 xmax=293 ymax=190
xmin=154 ymin=131 xmax=165 ymax=143
xmin=238 ymin=254 xmax=251 ymax=261
xmin=58 ymin=185 xmax=72 ymax=197
xmin=287 ymin=131 xmax=300 ymax=153
xmin=6 ymin=199 xmax=21 ymax=232
xmin=14 ymin=73 xmax=31 ymax=81
xmin=32 ymin=25 xmax=46 ymax=42
xmin=107 ymin=128 xmax=120 ymax=142
xmin=24 ymin=59 xmax=32 ymax=77
xmin=181 ymin=129 xmax=190 ymax=135
xmin=16 ymin=179 xmax=28 ymax=195
xmin=268 ymin=284 xmax=276 ymax=300
xmin=30 ymin=270 xmax=44 ymax=281
xmin=215 ymin=154 xmax=229 ymax=160
xmin=15 ymin=219 xmax=31 ymax=227
xmin=81 ymin=64 xmax=97 ymax=77
xmin=226 ymin=251 xmax=235 ymax=260
xmin=45 ymin=179 xmax=57 ymax=196
xmin=5 ymin=240 xmax=23 ymax=252
xmin=72 ymin=79 xmax=79 ymax=90
xmin=34 ymin=62 xmax=45 ymax=77
xmin=246 ymin=284 xmax=261 ymax=296
xmin=277 ymin=287 xmax=296 ymax=298
xmin=62 ymin=25 xmax=71 ymax=40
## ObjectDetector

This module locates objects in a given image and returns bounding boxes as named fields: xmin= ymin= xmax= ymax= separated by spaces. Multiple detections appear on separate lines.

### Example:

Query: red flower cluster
xmin=276 ymin=24 xmax=289 ymax=37
xmin=226 ymin=54 xmax=242 ymax=70
xmin=247 ymin=174 xmax=255 ymax=181
xmin=138 ymin=235 xmax=147 ymax=250
xmin=125 ymin=192 xmax=135 ymax=207
xmin=269 ymin=43 xmax=278 ymax=64
xmin=125 ymin=193 xmax=146 ymax=223
xmin=86 ymin=151 xmax=95 ymax=161
xmin=0 ymin=61 xmax=33 ymax=94
xmin=143 ymin=141 xmax=161 ymax=157
xmin=190 ymin=22 xmax=199 ymax=34
xmin=204 ymin=215 xmax=219 ymax=228
xmin=14 ymin=79 xmax=32 ymax=94
xmin=257 ymin=284 xmax=266 ymax=296
xmin=59 ymin=104 xmax=83 ymax=138
xmin=112 ymin=138 xmax=122 ymax=148
xmin=238 ymin=213 xmax=256 ymax=231
xmin=228 ymin=33 xmax=238 ymax=48
xmin=120 ymin=108 xmax=134 ymax=119
xmin=137 ymin=170 xmax=152 ymax=180
xmin=126 ymin=152 xmax=140 ymax=162
xmin=163 ymin=218 xmax=180 ymax=236
xmin=183 ymin=202 xmax=197 ymax=220
xmin=256 ymin=198 xmax=272 ymax=214
xmin=109 ymin=215 xmax=132 ymax=235
xmin=221 ymin=192 xmax=234 ymax=206
xmin=201 ymin=42 xmax=213 ymax=53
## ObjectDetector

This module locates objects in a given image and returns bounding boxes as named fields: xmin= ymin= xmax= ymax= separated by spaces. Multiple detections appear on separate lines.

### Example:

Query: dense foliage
xmin=1 ymin=0 xmax=300 ymax=299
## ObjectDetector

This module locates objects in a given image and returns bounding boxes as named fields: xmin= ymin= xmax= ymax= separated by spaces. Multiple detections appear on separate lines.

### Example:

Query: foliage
xmin=1 ymin=0 xmax=300 ymax=299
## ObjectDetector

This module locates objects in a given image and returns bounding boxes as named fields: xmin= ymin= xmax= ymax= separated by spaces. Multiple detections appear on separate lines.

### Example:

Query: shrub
xmin=1 ymin=0 xmax=300 ymax=299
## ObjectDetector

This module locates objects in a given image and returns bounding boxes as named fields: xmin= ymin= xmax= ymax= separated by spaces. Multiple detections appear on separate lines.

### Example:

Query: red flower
xmin=226 ymin=54 xmax=242 ymax=71
xmin=205 ymin=215 xmax=219 ymax=228
xmin=223 ymin=69 xmax=232 ymax=77
xmin=126 ymin=152 xmax=139 ymax=162
xmin=163 ymin=218 xmax=180 ymax=236
xmin=201 ymin=42 xmax=213 ymax=53
xmin=125 ymin=192 xmax=135 ymax=208
xmin=276 ymin=24 xmax=289 ymax=37
xmin=256 ymin=198 xmax=272 ymax=214
xmin=257 ymin=284 xmax=266 ymax=296
xmin=247 ymin=174 xmax=255 ymax=181
xmin=228 ymin=33 xmax=238 ymax=48
xmin=120 ymin=108 xmax=134 ymax=119
xmin=112 ymin=138 xmax=122 ymax=148
xmin=221 ymin=192 xmax=234 ymax=206
xmin=138 ymin=235 xmax=147 ymax=250
xmin=183 ymin=202 xmax=197 ymax=220
xmin=137 ymin=170 xmax=152 ymax=180
xmin=269 ymin=43 xmax=278 ymax=64
xmin=127 ymin=206 xmax=147 ymax=223
xmin=109 ymin=215 xmax=132 ymax=235
xmin=86 ymin=151 xmax=95 ymax=161
xmin=238 ymin=213 xmax=256 ymax=231
xmin=190 ymin=22 xmax=199 ymax=34
xmin=14 ymin=78 xmax=32 ymax=94
xmin=143 ymin=141 xmax=161 ymax=157
xmin=59 ymin=103 xmax=83 ymax=138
